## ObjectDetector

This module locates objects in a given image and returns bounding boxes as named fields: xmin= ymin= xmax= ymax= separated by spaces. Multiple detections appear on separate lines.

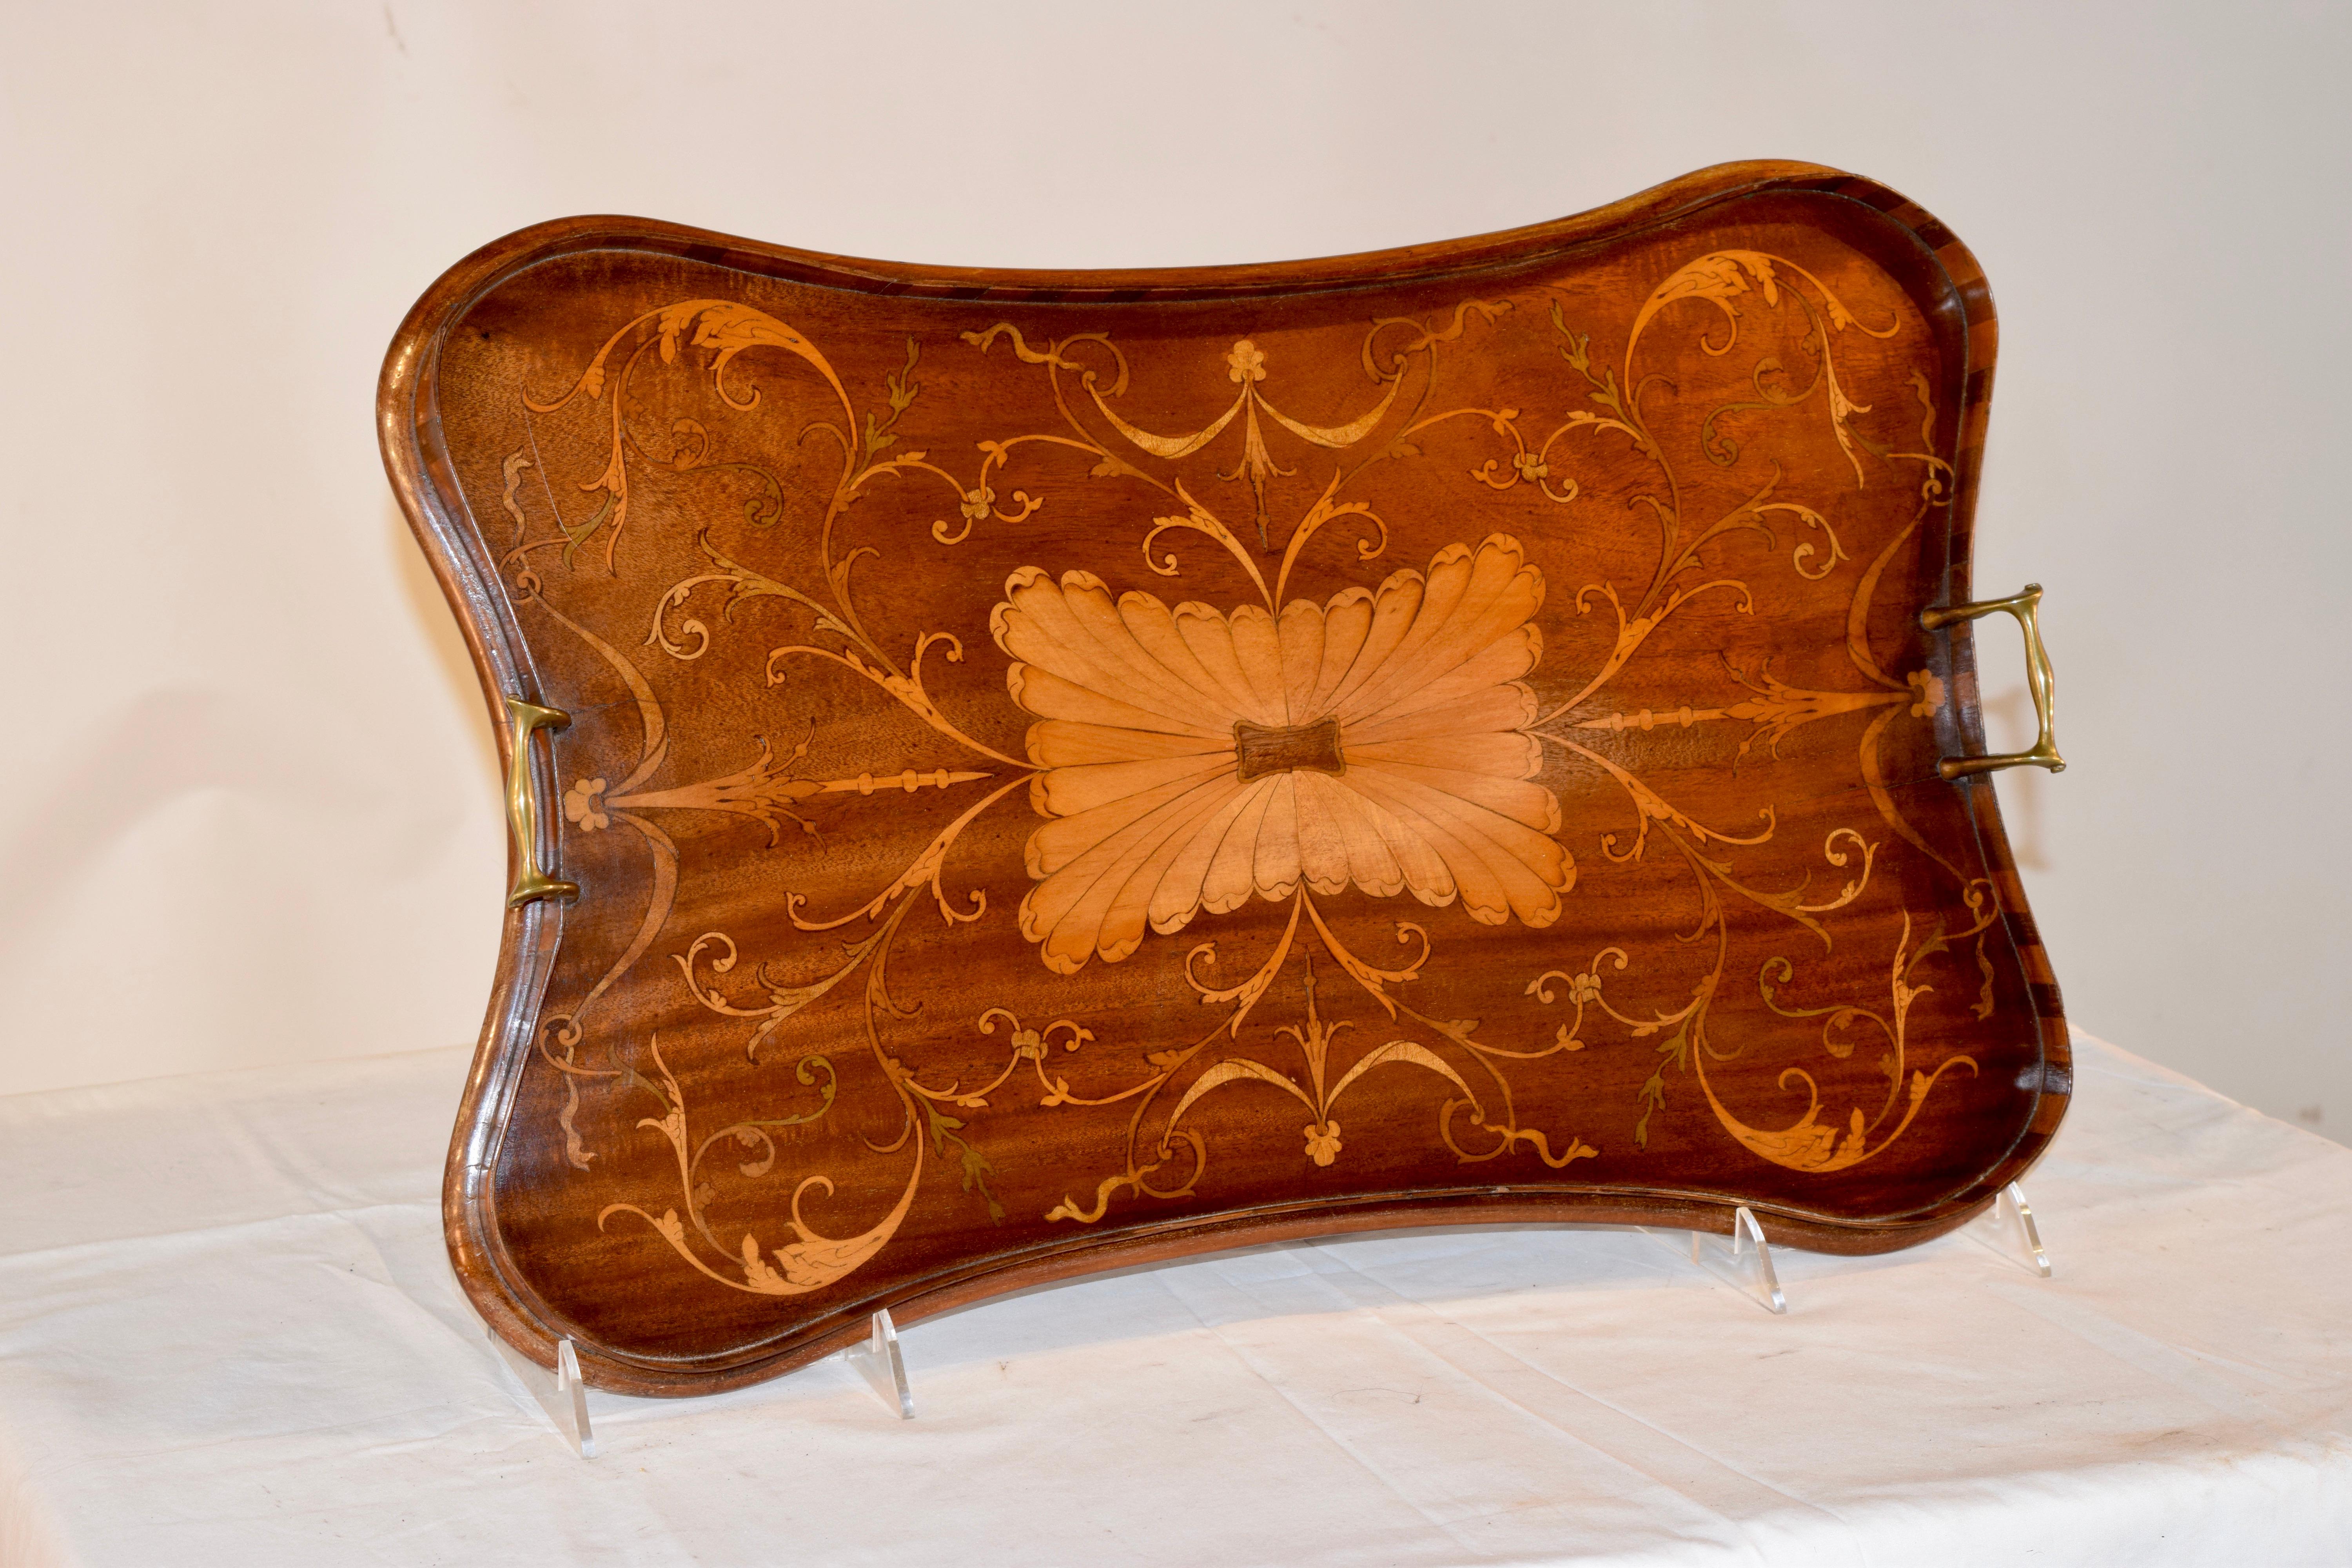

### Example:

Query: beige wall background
xmin=2 ymin=2 xmax=2344 ymax=1141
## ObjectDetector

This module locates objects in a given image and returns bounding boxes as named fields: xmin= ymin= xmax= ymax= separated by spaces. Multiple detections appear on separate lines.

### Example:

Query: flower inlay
xmin=992 ymin=533 xmax=1572 ymax=974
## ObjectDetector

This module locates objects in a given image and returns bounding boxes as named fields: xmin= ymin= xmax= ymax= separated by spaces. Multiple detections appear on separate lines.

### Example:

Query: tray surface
xmin=381 ymin=160 xmax=2066 ymax=1393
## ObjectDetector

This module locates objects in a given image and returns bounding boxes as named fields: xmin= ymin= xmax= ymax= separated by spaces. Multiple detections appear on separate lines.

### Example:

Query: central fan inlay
xmin=991 ymin=533 xmax=1572 ymax=975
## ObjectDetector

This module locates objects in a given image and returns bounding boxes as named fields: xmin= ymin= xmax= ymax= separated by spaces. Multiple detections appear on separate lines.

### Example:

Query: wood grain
xmin=379 ymin=160 xmax=2067 ymax=1395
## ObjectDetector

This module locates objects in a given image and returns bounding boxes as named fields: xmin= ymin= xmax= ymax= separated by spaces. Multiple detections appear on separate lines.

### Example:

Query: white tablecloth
xmin=0 ymin=1031 xmax=2344 ymax=1566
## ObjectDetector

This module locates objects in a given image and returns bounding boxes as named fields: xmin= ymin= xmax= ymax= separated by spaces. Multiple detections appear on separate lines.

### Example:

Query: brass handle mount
xmin=503 ymin=696 xmax=581 ymax=908
xmin=1919 ymin=584 xmax=2065 ymax=782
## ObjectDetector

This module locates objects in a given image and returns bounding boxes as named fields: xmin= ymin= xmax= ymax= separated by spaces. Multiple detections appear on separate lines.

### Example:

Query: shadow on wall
xmin=0 ymin=688 xmax=271 ymax=968
xmin=388 ymin=495 xmax=500 ymax=791
xmin=1980 ymin=684 xmax=2049 ymax=872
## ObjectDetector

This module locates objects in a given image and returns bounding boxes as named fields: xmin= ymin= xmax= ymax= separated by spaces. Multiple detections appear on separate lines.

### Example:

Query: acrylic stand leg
xmin=1967 ymin=1180 xmax=2053 ymax=1277
xmin=843 ymin=1308 xmax=914 ymax=1419
xmin=486 ymin=1327 xmax=595 ymax=1459
xmin=1643 ymin=1205 xmax=1787 ymax=1314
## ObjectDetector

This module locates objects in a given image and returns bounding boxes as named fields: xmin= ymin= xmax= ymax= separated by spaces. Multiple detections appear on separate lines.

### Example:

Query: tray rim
xmin=377 ymin=158 xmax=2069 ymax=1395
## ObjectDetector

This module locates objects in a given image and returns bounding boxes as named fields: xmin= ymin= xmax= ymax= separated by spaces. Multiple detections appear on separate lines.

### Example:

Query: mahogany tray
xmin=380 ymin=160 xmax=2068 ymax=1396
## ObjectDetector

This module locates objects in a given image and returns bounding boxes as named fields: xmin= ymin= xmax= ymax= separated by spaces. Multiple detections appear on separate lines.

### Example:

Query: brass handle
xmin=503 ymin=697 xmax=580 ymax=907
xmin=1920 ymin=584 xmax=2066 ymax=782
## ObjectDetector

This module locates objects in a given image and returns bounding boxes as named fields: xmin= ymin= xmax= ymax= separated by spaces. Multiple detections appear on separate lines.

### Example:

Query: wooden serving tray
xmin=381 ymin=160 xmax=2067 ymax=1395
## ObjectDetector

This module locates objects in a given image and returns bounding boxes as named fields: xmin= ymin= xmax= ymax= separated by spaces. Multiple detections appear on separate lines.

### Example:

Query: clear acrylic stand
xmin=480 ymin=1191 xmax=2035 ymax=1447
xmin=843 ymin=1308 xmax=914 ymax=1419
xmin=1967 ymin=1180 xmax=2053 ymax=1277
xmin=1637 ymin=1183 xmax=2048 ymax=1316
xmin=1641 ymin=1205 xmax=1786 ymax=1313
xmin=487 ymin=1326 xmax=595 ymax=1459
xmin=487 ymin=1310 xmax=906 ymax=1459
